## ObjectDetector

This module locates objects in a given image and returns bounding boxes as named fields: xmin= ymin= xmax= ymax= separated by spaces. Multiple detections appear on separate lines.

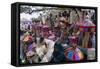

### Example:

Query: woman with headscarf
xmin=51 ymin=42 xmax=66 ymax=63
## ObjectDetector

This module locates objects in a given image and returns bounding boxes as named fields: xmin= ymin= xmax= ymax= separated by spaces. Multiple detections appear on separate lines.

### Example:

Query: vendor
xmin=79 ymin=11 xmax=95 ymax=48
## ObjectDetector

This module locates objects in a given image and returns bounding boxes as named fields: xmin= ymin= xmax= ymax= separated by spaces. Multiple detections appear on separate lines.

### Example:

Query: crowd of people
xmin=20 ymin=8 xmax=96 ymax=64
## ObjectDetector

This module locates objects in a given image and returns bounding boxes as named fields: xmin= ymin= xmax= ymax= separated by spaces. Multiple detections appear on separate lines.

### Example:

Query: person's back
xmin=51 ymin=43 xmax=66 ymax=62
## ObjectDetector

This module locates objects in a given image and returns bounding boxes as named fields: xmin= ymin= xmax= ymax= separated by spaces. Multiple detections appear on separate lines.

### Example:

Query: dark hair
xmin=85 ymin=12 xmax=88 ymax=15
xmin=58 ymin=12 xmax=62 ymax=17
xmin=55 ymin=15 xmax=57 ymax=18
xmin=39 ymin=37 xmax=44 ymax=43
xmin=62 ymin=11 xmax=66 ymax=17
xmin=50 ymin=13 xmax=52 ymax=17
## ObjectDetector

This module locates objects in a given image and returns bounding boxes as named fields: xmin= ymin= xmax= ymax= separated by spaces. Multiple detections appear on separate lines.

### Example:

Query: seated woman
xmin=35 ymin=37 xmax=48 ymax=62
xmin=25 ymin=37 xmax=55 ymax=63
xmin=36 ymin=37 xmax=55 ymax=63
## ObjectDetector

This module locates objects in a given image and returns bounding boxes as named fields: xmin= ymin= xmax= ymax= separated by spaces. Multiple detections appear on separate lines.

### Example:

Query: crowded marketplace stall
xmin=20 ymin=5 xmax=96 ymax=64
